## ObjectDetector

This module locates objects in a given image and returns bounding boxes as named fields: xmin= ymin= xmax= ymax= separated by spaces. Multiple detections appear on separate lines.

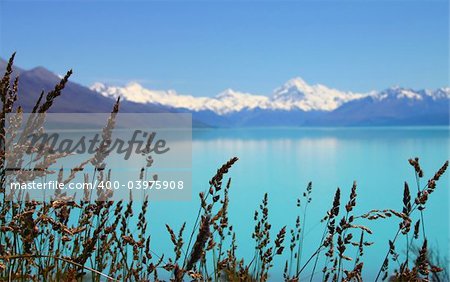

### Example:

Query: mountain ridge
xmin=1 ymin=59 xmax=448 ymax=127
xmin=0 ymin=59 xmax=173 ymax=114
xmin=91 ymin=78 xmax=449 ymax=117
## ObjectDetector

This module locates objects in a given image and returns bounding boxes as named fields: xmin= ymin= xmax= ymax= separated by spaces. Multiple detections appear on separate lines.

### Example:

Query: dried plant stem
xmin=375 ymin=229 xmax=401 ymax=282
xmin=308 ymin=221 xmax=329 ymax=282
xmin=297 ymin=198 xmax=309 ymax=273
xmin=2 ymin=254 xmax=118 ymax=281
xmin=415 ymin=173 xmax=427 ymax=239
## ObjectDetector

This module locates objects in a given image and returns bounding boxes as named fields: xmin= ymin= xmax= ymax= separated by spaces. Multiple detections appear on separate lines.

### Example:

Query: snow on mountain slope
xmin=271 ymin=77 xmax=366 ymax=111
xmin=91 ymin=82 xmax=270 ymax=115
xmin=372 ymin=87 xmax=423 ymax=101
xmin=91 ymin=78 xmax=449 ymax=115
xmin=370 ymin=87 xmax=450 ymax=102
xmin=430 ymin=88 xmax=450 ymax=99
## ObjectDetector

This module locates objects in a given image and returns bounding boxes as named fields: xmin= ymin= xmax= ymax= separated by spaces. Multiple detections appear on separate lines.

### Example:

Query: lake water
xmin=146 ymin=127 xmax=449 ymax=280
xmin=16 ymin=125 xmax=447 ymax=280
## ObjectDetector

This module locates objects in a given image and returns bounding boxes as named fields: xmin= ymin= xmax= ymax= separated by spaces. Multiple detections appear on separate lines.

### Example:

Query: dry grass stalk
xmin=0 ymin=54 xmax=448 ymax=281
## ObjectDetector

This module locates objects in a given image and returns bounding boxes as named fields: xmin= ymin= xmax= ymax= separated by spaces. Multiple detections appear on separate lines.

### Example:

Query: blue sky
xmin=0 ymin=0 xmax=448 ymax=96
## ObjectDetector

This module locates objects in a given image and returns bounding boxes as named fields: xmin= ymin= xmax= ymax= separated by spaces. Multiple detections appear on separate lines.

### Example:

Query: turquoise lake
xmin=24 ymin=126 xmax=448 ymax=280
xmin=143 ymin=127 xmax=449 ymax=280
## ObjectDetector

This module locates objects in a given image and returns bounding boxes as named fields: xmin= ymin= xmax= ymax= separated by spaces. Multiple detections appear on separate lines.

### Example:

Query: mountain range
xmin=91 ymin=77 xmax=368 ymax=114
xmin=1 ymin=58 xmax=448 ymax=127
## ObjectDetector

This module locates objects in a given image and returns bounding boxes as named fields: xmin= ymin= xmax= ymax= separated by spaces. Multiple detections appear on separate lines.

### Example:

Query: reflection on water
xmin=150 ymin=127 xmax=448 ymax=280
xmin=24 ymin=126 xmax=448 ymax=279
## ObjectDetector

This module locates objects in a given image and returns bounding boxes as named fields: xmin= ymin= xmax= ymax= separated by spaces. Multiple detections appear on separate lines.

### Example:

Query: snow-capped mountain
xmin=90 ymin=79 xmax=449 ymax=126
xmin=2 ymin=57 xmax=447 ymax=126
xmin=317 ymin=86 xmax=450 ymax=126
xmin=0 ymin=60 xmax=173 ymax=114
xmin=371 ymin=87 xmax=450 ymax=101
xmin=91 ymin=82 xmax=272 ymax=115
xmin=91 ymin=78 xmax=370 ymax=115
xmin=271 ymin=77 xmax=366 ymax=111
